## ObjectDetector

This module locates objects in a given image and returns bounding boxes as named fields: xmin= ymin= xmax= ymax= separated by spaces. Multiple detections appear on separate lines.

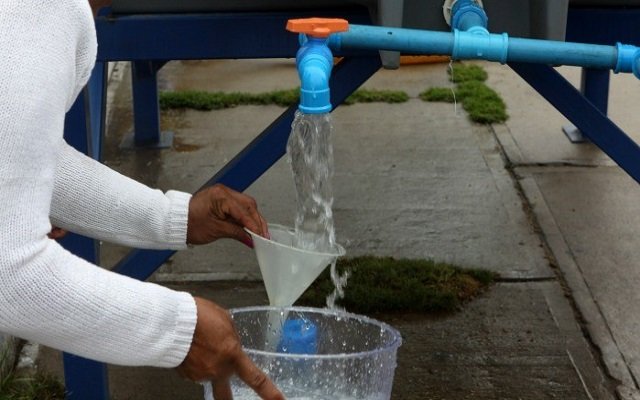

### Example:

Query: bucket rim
xmin=229 ymin=306 xmax=403 ymax=360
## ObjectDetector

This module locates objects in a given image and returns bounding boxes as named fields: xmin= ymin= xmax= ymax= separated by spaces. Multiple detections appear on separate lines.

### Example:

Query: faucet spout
xmin=287 ymin=18 xmax=349 ymax=114
xmin=296 ymin=38 xmax=333 ymax=114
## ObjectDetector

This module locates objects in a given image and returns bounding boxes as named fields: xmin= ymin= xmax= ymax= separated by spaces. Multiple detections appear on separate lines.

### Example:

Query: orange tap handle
xmin=286 ymin=18 xmax=349 ymax=38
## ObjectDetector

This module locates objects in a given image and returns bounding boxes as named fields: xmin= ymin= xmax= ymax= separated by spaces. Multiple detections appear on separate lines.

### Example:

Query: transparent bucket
xmin=230 ymin=306 xmax=402 ymax=400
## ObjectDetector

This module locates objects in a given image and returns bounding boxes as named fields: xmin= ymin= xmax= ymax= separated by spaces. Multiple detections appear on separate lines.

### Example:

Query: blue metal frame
xmin=509 ymin=61 xmax=640 ymax=183
xmin=63 ymin=9 xmax=377 ymax=400
xmin=561 ymin=7 xmax=640 ymax=142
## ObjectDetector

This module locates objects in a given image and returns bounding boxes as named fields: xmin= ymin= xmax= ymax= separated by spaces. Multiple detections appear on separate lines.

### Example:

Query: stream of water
xmin=287 ymin=110 xmax=348 ymax=309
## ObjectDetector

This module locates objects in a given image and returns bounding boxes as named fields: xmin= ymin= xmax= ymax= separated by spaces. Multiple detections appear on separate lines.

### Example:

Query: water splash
xmin=287 ymin=110 xmax=335 ymax=253
xmin=287 ymin=110 xmax=348 ymax=307
xmin=326 ymin=260 xmax=350 ymax=310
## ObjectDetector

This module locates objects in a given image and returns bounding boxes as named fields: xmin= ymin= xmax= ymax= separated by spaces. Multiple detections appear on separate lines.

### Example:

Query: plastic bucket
xmin=230 ymin=306 xmax=402 ymax=399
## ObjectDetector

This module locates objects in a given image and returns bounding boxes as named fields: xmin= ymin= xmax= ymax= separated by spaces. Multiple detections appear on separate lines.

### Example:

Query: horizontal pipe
xmin=334 ymin=25 xmax=455 ymax=56
xmin=332 ymin=24 xmax=631 ymax=73
xmin=508 ymin=37 xmax=617 ymax=69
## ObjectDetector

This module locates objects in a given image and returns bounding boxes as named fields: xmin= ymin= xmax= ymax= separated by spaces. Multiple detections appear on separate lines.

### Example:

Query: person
xmin=0 ymin=1 xmax=284 ymax=399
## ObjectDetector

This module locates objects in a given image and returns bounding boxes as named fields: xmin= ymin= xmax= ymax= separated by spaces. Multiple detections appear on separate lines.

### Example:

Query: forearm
xmin=51 ymin=143 xmax=191 ymax=250
xmin=0 ymin=239 xmax=196 ymax=366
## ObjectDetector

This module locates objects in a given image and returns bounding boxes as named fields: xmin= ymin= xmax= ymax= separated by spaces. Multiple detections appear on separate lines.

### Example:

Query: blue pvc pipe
xmin=507 ymin=37 xmax=617 ymax=69
xmin=296 ymin=37 xmax=333 ymax=114
xmin=451 ymin=0 xmax=488 ymax=32
xmin=331 ymin=24 xmax=639 ymax=77
xmin=333 ymin=25 xmax=454 ymax=56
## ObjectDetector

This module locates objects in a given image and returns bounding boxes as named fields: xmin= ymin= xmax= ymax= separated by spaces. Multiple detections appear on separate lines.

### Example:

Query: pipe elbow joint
xmin=453 ymin=29 xmax=509 ymax=64
xmin=615 ymin=43 xmax=640 ymax=80
xmin=297 ymin=38 xmax=333 ymax=114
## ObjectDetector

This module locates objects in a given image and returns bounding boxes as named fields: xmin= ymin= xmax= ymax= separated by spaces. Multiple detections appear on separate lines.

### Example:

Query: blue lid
xmin=277 ymin=319 xmax=318 ymax=354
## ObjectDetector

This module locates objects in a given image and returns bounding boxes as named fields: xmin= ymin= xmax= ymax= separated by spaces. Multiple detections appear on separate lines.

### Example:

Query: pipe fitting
xmin=450 ymin=0 xmax=488 ymax=31
xmin=286 ymin=18 xmax=349 ymax=114
xmin=296 ymin=38 xmax=333 ymax=114
xmin=453 ymin=29 xmax=509 ymax=64
xmin=615 ymin=42 xmax=640 ymax=79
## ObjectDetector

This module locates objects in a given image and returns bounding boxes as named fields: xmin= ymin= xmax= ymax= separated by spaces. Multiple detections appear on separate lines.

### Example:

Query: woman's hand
xmin=186 ymin=184 xmax=269 ymax=248
xmin=177 ymin=297 xmax=284 ymax=400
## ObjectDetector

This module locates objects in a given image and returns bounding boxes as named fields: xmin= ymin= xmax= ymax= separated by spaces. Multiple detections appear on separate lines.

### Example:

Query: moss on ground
xmin=449 ymin=63 xmax=488 ymax=83
xmin=0 ymin=372 xmax=65 ymax=400
xmin=457 ymin=81 xmax=508 ymax=124
xmin=419 ymin=87 xmax=456 ymax=103
xmin=159 ymin=89 xmax=299 ymax=111
xmin=344 ymin=89 xmax=409 ymax=105
xmin=420 ymin=62 xmax=508 ymax=124
xmin=159 ymin=88 xmax=408 ymax=110
xmin=296 ymin=256 xmax=497 ymax=314
xmin=160 ymin=63 xmax=506 ymax=124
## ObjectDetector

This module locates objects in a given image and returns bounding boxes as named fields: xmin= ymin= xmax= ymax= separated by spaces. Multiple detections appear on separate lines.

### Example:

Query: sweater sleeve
xmin=51 ymin=143 xmax=191 ymax=250
xmin=0 ymin=0 xmax=197 ymax=367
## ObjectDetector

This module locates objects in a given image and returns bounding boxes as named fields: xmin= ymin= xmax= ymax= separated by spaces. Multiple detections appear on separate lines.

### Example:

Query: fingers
xmin=235 ymin=353 xmax=285 ymax=400
xmin=223 ymin=187 xmax=269 ymax=238
xmin=47 ymin=227 xmax=68 ymax=240
xmin=212 ymin=379 xmax=233 ymax=400
xmin=188 ymin=184 xmax=269 ymax=245
xmin=220 ymin=192 xmax=265 ymax=240
xmin=215 ymin=220 xmax=254 ymax=248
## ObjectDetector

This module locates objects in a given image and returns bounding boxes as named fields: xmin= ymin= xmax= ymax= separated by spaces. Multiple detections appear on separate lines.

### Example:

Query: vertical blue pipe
xmin=451 ymin=0 xmax=488 ymax=31
xmin=296 ymin=36 xmax=333 ymax=114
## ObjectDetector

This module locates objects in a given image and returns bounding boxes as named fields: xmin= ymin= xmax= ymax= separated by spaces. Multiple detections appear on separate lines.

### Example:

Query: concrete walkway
xmin=35 ymin=59 xmax=640 ymax=399
xmin=486 ymin=63 xmax=640 ymax=398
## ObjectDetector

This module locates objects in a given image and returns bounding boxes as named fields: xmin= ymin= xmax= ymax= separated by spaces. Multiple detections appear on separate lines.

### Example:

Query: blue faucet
xmin=286 ymin=18 xmax=349 ymax=114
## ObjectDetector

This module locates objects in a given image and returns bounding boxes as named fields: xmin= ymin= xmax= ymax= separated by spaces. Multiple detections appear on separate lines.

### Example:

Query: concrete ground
xmin=35 ymin=58 xmax=640 ymax=399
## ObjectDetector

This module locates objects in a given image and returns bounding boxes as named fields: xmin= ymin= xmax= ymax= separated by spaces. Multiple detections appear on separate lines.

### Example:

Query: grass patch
xmin=0 ymin=372 xmax=65 ymax=400
xmin=344 ymin=89 xmax=409 ymax=105
xmin=419 ymin=87 xmax=456 ymax=103
xmin=296 ymin=256 xmax=497 ymax=314
xmin=159 ymin=88 xmax=409 ymax=110
xmin=448 ymin=63 xmax=488 ymax=83
xmin=419 ymin=63 xmax=508 ymax=124
xmin=159 ymin=89 xmax=299 ymax=111
xmin=457 ymin=81 xmax=508 ymax=124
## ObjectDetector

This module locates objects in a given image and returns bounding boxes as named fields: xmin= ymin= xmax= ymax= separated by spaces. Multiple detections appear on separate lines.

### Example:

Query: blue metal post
xmin=62 ymin=88 xmax=108 ymax=400
xmin=562 ymin=68 xmax=611 ymax=143
xmin=127 ymin=60 xmax=172 ymax=148
xmin=87 ymin=61 xmax=107 ymax=159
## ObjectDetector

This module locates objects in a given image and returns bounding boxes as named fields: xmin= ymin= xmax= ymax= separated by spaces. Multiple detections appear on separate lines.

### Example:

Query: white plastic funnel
xmin=246 ymin=224 xmax=345 ymax=307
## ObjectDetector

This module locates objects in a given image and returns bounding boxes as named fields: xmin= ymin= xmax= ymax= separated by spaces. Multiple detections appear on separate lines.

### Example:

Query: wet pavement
xmin=35 ymin=58 xmax=640 ymax=399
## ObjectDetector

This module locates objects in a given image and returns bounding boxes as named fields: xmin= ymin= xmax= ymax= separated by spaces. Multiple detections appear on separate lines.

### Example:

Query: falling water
xmin=287 ymin=110 xmax=336 ymax=252
xmin=287 ymin=110 xmax=348 ymax=308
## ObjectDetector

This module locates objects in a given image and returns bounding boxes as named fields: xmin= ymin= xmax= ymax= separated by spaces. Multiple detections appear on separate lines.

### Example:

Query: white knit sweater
xmin=0 ymin=1 xmax=198 ymax=367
